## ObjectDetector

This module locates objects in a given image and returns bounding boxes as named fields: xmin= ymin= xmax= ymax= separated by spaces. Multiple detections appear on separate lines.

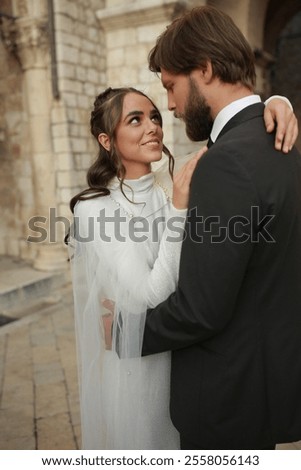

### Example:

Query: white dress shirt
xmin=210 ymin=95 xmax=261 ymax=143
xmin=210 ymin=94 xmax=293 ymax=143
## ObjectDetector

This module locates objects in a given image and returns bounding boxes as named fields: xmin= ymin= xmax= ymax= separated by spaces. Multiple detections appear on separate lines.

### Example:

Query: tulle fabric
xmin=69 ymin=173 xmax=181 ymax=450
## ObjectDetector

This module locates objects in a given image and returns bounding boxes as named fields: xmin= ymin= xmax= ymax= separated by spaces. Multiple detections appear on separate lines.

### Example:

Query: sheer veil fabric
xmin=69 ymin=171 xmax=187 ymax=449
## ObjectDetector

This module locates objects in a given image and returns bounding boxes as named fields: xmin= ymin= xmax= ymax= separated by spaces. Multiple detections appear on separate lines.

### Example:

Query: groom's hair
xmin=148 ymin=5 xmax=256 ymax=91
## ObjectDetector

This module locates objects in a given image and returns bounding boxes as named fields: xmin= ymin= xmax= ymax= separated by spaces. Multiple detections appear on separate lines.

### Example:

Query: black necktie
xmin=207 ymin=136 xmax=214 ymax=148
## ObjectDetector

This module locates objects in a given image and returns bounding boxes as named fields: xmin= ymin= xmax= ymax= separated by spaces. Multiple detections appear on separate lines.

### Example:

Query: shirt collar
xmin=210 ymin=94 xmax=261 ymax=143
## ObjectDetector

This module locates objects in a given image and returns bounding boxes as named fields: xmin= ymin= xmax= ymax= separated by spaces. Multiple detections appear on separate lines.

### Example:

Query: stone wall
xmin=0 ymin=0 xmax=107 ymax=267
xmin=52 ymin=0 xmax=106 ymax=222
xmin=97 ymin=0 xmax=206 ymax=162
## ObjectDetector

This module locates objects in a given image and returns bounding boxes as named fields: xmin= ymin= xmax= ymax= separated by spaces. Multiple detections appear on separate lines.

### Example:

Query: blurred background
xmin=0 ymin=0 xmax=300 ymax=450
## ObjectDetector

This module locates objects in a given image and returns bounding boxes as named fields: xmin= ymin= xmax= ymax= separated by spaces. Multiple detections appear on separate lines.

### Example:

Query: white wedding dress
xmin=70 ymin=171 xmax=187 ymax=449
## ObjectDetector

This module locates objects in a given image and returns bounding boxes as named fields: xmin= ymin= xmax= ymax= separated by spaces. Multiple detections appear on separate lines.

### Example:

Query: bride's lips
xmin=141 ymin=139 xmax=161 ymax=147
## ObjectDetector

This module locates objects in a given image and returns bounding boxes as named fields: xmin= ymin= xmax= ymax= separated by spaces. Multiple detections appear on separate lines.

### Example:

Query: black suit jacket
xmin=142 ymin=103 xmax=301 ymax=449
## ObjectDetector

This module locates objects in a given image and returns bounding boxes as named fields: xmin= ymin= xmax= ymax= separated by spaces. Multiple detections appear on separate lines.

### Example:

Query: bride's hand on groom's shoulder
xmin=264 ymin=98 xmax=298 ymax=153
xmin=172 ymin=146 xmax=208 ymax=210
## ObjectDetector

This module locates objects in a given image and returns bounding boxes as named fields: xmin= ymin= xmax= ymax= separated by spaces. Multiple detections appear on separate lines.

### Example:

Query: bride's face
xmin=115 ymin=93 xmax=164 ymax=179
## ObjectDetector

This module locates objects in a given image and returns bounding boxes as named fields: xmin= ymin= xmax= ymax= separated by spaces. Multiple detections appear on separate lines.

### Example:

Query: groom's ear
xmin=98 ymin=133 xmax=111 ymax=151
xmin=197 ymin=61 xmax=214 ymax=84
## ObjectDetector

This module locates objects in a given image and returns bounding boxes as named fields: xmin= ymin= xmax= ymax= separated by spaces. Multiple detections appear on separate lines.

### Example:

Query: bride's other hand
xmin=172 ymin=146 xmax=208 ymax=209
xmin=102 ymin=314 xmax=113 ymax=350
xmin=102 ymin=298 xmax=115 ymax=314
xmin=101 ymin=298 xmax=115 ymax=350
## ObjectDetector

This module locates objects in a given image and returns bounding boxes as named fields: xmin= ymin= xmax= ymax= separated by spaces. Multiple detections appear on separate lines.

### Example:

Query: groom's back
xmin=171 ymin=105 xmax=301 ymax=449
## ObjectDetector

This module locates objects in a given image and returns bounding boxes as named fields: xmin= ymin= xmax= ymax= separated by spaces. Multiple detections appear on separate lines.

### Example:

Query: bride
xmin=68 ymin=86 xmax=296 ymax=449
xmin=69 ymin=86 xmax=201 ymax=449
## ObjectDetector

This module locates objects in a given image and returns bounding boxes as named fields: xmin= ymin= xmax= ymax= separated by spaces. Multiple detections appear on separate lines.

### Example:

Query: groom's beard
xmin=177 ymin=78 xmax=213 ymax=142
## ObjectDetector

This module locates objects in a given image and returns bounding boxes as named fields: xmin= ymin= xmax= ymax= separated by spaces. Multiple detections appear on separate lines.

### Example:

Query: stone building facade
xmin=0 ymin=0 xmax=300 ymax=271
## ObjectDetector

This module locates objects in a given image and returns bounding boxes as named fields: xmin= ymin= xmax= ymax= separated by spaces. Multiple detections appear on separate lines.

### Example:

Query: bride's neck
xmin=123 ymin=164 xmax=152 ymax=180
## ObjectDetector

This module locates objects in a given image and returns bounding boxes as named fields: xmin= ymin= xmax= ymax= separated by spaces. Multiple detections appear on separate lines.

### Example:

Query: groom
xmin=142 ymin=6 xmax=301 ymax=450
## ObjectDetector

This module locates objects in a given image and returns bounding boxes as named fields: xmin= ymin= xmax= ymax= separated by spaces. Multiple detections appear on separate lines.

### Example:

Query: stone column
xmin=5 ymin=15 xmax=67 ymax=271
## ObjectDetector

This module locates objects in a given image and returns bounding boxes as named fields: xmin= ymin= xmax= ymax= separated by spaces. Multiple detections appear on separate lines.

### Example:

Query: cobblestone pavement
xmin=0 ymin=258 xmax=300 ymax=450
xmin=0 ymin=280 xmax=80 ymax=450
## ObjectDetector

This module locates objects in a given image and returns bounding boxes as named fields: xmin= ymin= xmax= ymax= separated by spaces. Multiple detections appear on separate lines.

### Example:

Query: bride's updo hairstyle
xmin=69 ymin=87 xmax=174 ymax=213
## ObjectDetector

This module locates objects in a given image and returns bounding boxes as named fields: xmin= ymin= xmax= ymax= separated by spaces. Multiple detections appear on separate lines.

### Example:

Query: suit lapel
xmin=215 ymin=102 xmax=265 ymax=143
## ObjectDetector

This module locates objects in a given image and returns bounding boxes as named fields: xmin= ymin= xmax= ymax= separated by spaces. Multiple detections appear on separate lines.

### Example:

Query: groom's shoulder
xmin=210 ymin=117 xmax=277 ymax=162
